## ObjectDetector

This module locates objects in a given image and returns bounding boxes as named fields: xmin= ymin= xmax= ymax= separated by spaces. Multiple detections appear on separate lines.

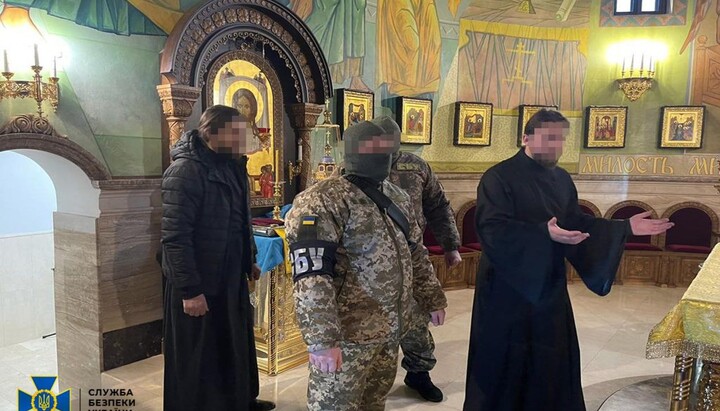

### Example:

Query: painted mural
xmin=288 ymin=0 xmax=369 ymax=90
xmin=1 ymin=0 xmax=180 ymax=35
xmin=457 ymin=0 xmax=590 ymax=112
xmin=2 ymin=0 xmax=719 ymax=176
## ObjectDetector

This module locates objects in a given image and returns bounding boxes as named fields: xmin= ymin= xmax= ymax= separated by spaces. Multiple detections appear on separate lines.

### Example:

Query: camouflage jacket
xmin=285 ymin=177 xmax=447 ymax=352
xmin=390 ymin=152 xmax=461 ymax=252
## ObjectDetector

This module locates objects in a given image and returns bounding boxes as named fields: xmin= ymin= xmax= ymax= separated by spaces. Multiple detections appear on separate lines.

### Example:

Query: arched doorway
xmin=0 ymin=124 xmax=107 ymax=393
xmin=0 ymin=151 xmax=57 ymax=354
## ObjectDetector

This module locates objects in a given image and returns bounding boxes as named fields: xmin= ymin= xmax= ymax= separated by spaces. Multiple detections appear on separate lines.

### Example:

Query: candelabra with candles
xmin=309 ymin=98 xmax=340 ymax=184
xmin=288 ymin=139 xmax=303 ymax=181
xmin=271 ymin=149 xmax=285 ymax=220
xmin=617 ymin=53 xmax=656 ymax=102
xmin=1 ymin=46 xmax=60 ymax=117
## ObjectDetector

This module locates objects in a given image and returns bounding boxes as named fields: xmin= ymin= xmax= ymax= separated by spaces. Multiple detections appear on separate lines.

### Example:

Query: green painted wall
xmin=0 ymin=6 xmax=166 ymax=176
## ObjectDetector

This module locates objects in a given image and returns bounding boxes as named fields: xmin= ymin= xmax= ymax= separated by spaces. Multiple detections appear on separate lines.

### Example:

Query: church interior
xmin=1 ymin=0 xmax=719 ymax=410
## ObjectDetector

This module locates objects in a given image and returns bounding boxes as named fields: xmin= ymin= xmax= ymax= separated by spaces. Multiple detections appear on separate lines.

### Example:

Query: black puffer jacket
xmin=161 ymin=130 xmax=254 ymax=298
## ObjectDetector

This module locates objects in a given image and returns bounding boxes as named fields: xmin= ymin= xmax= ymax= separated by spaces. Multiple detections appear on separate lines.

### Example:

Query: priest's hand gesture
xmin=310 ymin=347 xmax=342 ymax=373
xmin=629 ymin=211 xmax=674 ymax=235
xmin=547 ymin=217 xmax=590 ymax=245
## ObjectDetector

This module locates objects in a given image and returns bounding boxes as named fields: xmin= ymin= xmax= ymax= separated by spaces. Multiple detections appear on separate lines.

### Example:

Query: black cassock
xmin=163 ymin=159 xmax=259 ymax=411
xmin=463 ymin=150 xmax=630 ymax=411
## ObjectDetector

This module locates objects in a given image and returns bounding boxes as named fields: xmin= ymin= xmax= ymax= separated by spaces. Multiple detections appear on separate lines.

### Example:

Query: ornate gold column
xmin=697 ymin=360 xmax=720 ymax=411
xmin=156 ymin=84 xmax=201 ymax=170
xmin=288 ymin=103 xmax=324 ymax=191
xmin=671 ymin=355 xmax=695 ymax=411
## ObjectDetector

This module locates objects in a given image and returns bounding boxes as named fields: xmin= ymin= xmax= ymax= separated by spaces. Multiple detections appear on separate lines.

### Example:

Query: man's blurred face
xmin=523 ymin=122 xmax=568 ymax=168
xmin=209 ymin=116 xmax=260 ymax=157
xmin=351 ymin=135 xmax=399 ymax=155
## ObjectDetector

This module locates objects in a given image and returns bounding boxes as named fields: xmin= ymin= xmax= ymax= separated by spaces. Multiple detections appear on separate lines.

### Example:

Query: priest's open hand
xmin=310 ymin=347 xmax=343 ymax=373
xmin=629 ymin=211 xmax=674 ymax=235
xmin=547 ymin=217 xmax=590 ymax=245
xmin=182 ymin=294 xmax=209 ymax=317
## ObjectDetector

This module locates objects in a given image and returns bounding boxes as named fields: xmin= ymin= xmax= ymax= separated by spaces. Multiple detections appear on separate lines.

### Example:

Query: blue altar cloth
xmin=254 ymin=234 xmax=285 ymax=274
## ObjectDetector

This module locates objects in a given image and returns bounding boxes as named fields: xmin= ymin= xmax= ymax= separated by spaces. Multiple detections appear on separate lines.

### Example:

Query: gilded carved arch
xmin=605 ymin=200 xmax=660 ymax=246
xmin=160 ymin=0 xmax=331 ymax=104
xmin=604 ymin=200 xmax=659 ymax=220
xmin=577 ymin=199 xmax=602 ymax=218
xmin=659 ymin=201 xmax=720 ymax=248
xmin=158 ymin=0 xmax=331 ymax=189
xmin=456 ymin=200 xmax=477 ymax=244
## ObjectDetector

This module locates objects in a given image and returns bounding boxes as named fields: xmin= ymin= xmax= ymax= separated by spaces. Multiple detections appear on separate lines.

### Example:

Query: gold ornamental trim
xmin=427 ymin=161 xmax=578 ymax=174
xmin=0 ymin=114 xmax=63 ymax=137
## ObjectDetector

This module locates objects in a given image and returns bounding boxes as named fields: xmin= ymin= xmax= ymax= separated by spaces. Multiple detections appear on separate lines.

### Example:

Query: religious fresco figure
xmin=376 ymin=0 xmax=442 ymax=99
xmin=288 ymin=0 xmax=370 ymax=91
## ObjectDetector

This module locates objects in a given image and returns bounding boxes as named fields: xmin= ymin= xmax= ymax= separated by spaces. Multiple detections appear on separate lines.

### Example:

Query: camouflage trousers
xmin=400 ymin=312 xmax=436 ymax=373
xmin=307 ymin=341 xmax=398 ymax=411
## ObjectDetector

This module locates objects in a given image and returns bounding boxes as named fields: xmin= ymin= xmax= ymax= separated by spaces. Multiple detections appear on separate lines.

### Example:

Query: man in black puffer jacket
xmin=161 ymin=105 xmax=275 ymax=411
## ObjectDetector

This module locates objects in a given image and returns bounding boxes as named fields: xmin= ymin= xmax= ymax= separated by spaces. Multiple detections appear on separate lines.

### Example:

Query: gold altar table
xmin=647 ymin=244 xmax=720 ymax=411
xmin=250 ymin=231 xmax=308 ymax=375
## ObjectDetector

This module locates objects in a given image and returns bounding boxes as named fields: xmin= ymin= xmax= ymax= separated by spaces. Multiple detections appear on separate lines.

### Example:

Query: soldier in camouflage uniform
xmin=286 ymin=120 xmax=448 ymax=411
xmin=375 ymin=116 xmax=462 ymax=399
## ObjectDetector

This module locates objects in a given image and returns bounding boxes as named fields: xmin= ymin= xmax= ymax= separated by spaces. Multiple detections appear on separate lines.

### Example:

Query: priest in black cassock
xmin=161 ymin=105 xmax=275 ymax=411
xmin=463 ymin=109 xmax=673 ymax=411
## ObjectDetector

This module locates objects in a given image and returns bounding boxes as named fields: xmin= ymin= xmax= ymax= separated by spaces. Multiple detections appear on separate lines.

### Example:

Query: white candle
xmin=3 ymin=50 xmax=8 ymax=73
xmin=53 ymin=56 xmax=56 ymax=77
xmin=274 ymin=149 xmax=280 ymax=185
xmin=640 ymin=53 xmax=644 ymax=75
xmin=33 ymin=44 xmax=39 ymax=66
xmin=298 ymin=142 xmax=303 ymax=159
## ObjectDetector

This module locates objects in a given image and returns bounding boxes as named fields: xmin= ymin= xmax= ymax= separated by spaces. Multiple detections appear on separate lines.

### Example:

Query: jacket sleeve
xmin=421 ymin=162 xmax=461 ymax=252
xmin=161 ymin=160 xmax=205 ymax=299
xmin=286 ymin=190 xmax=345 ymax=352
xmin=408 ymin=199 xmax=448 ymax=313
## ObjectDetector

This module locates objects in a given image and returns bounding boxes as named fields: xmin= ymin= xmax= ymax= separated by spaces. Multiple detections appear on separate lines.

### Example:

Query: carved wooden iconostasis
xmin=157 ymin=0 xmax=332 ymax=207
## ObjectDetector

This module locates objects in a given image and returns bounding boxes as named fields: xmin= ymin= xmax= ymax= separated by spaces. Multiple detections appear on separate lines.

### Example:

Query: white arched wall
xmin=1 ymin=131 xmax=166 ymax=399
xmin=11 ymin=149 xmax=103 ymax=393
xmin=0 ymin=151 xmax=57 ymax=348
xmin=15 ymin=149 xmax=100 ymax=218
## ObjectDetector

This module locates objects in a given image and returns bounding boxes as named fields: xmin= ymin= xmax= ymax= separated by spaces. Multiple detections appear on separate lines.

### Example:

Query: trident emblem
xmin=37 ymin=392 xmax=52 ymax=410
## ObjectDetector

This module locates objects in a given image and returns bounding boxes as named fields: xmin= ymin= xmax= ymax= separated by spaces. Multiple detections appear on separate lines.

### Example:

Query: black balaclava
xmin=370 ymin=116 xmax=402 ymax=163
xmin=344 ymin=121 xmax=396 ymax=184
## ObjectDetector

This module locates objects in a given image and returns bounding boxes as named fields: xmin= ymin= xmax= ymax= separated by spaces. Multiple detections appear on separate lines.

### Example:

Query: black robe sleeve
xmin=476 ymin=170 xmax=557 ymax=303
xmin=563 ymin=182 xmax=630 ymax=296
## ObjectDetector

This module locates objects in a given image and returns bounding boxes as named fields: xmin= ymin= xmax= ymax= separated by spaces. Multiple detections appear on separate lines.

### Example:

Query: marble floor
xmin=0 ymin=284 xmax=687 ymax=411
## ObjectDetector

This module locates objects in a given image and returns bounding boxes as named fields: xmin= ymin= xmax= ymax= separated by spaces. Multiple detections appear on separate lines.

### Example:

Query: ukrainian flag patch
xmin=302 ymin=215 xmax=317 ymax=226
